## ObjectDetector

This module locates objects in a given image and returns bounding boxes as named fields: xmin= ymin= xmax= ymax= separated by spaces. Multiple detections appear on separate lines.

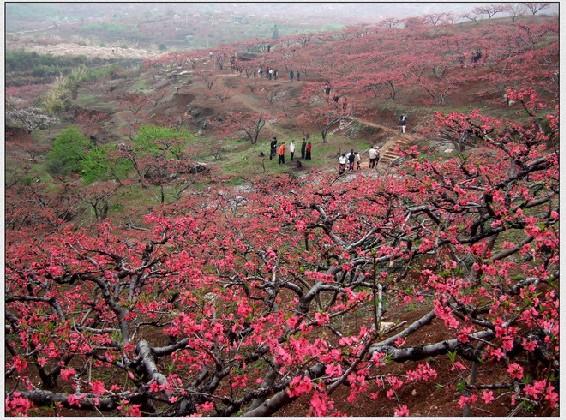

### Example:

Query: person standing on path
xmin=301 ymin=138 xmax=307 ymax=159
xmin=368 ymin=146 xmax=377 ymax=169
xmin=277 ymin=142 xmax=286 ymax=165
xmin=347 ymin=148 xmax=355 ymax=171
xmin=355 ymin=152 xmax=361 ymax=170
xmin=289 ymin=70 xmax=294 ymax=81
xmin=305 ymin=141 xmax=312 ymax=160
xmin=399 ymin=114 xmax=407 ymax=134
xmin=289 ymin=140 xmax=296 ymax=160
xmin=270 ymin=137 xmax=278 ymax=160
xmin=338 ymin=154 xmax=347 ymax=175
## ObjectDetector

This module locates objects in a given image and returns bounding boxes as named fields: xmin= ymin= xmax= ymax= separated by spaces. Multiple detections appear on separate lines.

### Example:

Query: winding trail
xmin=350 ymin=117 xmax=417 ymax=167
xmin=181 ymin=69 xmax=420 ymax=169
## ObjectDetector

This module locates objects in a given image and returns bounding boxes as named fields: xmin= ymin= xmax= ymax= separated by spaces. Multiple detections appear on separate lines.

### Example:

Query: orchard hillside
xmin=5 ymin=9 xmax=559 ymax=417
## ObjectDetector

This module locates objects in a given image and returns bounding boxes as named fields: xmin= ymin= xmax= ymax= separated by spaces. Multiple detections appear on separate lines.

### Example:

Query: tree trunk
xmin=321 ymin=129 xmax=328 ymax=143
xmin=387 ymin=81 xmax=397 ymax=100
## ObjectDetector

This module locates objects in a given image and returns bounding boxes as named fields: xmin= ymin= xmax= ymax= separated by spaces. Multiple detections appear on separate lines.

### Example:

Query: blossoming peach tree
xmin=5 ymin=99 xmax=558 ymax=416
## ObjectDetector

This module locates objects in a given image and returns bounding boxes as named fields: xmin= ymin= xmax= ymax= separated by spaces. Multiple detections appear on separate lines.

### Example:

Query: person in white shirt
xmin=368 ymin=146 xmax=377 ymax=169
xmin=355 ymin=152 xmax=361 ymax=170
xmin=289 ymin=141 xmax=296 ymax=160
xmin=338 ymin=154 xmax=347 ymax=175
xmin=399 ymin=114 xmax=407 ymax=134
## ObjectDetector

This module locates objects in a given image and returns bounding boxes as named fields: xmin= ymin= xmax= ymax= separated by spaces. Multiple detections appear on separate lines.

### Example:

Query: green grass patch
xmin=212 ymin=131 xmax=374 ymax=178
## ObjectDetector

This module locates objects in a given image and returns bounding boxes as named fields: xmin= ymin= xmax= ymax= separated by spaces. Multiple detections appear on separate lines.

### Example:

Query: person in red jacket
xmin=305 ymin=141 xmax=312 ymax=160
xmin=277 ymin=142 xmax=286 ymax=164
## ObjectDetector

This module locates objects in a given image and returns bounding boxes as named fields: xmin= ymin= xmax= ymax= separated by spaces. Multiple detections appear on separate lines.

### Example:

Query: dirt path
xmin=200 ymin=71 xmax=419 ymax=168
xmin=350 ymin=116 xmax=397 ymax=134
xmin=350 ymin=117 xmax=417 ymax=167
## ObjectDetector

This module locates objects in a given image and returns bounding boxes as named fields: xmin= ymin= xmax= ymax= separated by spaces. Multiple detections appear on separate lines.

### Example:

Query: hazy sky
xmin=7 ymin=2 xmax=559 ymax=26
xmin=6 ymin=2 xmax=558 ymax=38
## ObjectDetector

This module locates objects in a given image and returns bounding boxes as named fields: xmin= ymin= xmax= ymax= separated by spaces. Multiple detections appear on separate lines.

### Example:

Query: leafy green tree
xmin=81 ymin=145 xmax=133 ymax=184
xmin=46 ymin=126 xmax=91 ymax=175
xmin=80 ymin=147 xmax=108 ymax=184
xmin=133 ymin=125 xmax=192 ymax=158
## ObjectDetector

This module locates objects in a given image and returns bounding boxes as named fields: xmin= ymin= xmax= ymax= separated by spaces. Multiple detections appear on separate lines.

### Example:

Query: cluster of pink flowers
xmin=457 ymin=393 xmax=477 ymax=409
xmin=405 ymin=362 xmax=437 ymax=382
xmin=506 ymin=363 xmax=524 ymax=380
xmin=287 ymin=375 xmax=313 ymax=398
xmin=309 ymin=391 xmax=334 ymax=416
xmin=60 ymin=368 xmax=76 ymax=382
xmin=394 ymin=404 xmax=410 ymax=417
xmin=524 ymin=380 xmax=559 ymax=409
xmin=5 ymin=393 xmax=33 ymax=416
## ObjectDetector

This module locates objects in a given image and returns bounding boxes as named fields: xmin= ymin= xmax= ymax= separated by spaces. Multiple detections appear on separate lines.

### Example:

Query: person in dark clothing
xmin=301 ymin=138 xmax=307 ymax=159
xmin=305 ymin=141 xmax=312 ymax=160
xmin=347 ymin=149 xmax=355 ymax=171
xmin=289 ymin=70 xmax=294 ymax=81
xmin=270 ymin=137 xmax=278 ymax=160
xmin=471 ymin=50 xmax=482 ymax=65
xmin=324 ymin=85 xmax=331 ymax=95
xmin=296 ymin=71 xmax=300 ymax=81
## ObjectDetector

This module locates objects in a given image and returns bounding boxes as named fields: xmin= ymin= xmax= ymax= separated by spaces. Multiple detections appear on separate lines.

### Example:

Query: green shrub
xmin=81 ymin=146 xmax=110 ymax=184
xmin=133 ymin=125 xmax=192 ymax=157
xmin=81 ymin=145 xmax=132 ymax=184
xmin=46 ymin=126 xmax=91 ymax=175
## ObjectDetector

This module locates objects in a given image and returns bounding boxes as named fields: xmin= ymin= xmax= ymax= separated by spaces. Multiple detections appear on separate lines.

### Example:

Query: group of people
xmin=338 ymin=145 xmax=381 ymax=175
xmin=258 ymin=67 xmax=279 ymax=80
xmin=270 ymin=137 xmax=312 ymax=164
xmin=256 ymin=67 xmax=302 ymax=82
xmin=288 ymin=70 xmax=301 ymax=81
xmin=269 ymin=139 xmax=386 ymax=173
xmin=458 ymin=49 xmax=484 ymax=67
xmin=338 ymin=149 xmax=361 ymax=174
